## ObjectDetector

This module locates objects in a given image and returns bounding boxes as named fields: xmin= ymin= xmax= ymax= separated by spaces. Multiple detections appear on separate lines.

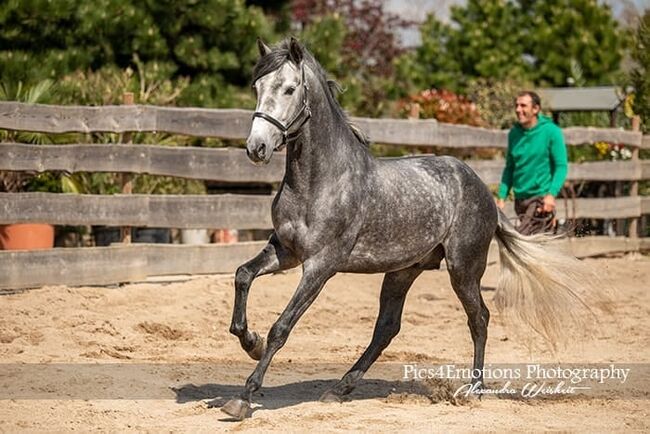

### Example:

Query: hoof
xmin=319 ymin=390 xmax=343 ymax=403
xmin=246 ymin=332 xmax=266 ymax=361
xmin=221 ymin=398 xmax=251 ymax=420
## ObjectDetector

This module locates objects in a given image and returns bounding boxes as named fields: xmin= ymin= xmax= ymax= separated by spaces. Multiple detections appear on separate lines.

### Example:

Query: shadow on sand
xmin=172 ymin=378 xmax=433 ymax=420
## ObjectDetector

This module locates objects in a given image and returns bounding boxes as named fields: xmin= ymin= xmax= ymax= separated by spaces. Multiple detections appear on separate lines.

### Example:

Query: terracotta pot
xmin=0 ymin=223 xmax=55 ymax=250
xmin=212 ymin=229 xmax=238 ymax=244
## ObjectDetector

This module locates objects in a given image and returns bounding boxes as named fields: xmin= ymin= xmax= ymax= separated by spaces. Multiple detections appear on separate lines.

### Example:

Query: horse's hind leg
xmin=230 ymin=233 xmax=299 ymax=360
xmin=320 ymin=267 xmax=422 ymax=402
xmin=444 ymin=237 xmax=491 ymax=389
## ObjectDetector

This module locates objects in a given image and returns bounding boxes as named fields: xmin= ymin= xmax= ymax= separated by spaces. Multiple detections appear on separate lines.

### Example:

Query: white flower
xmin=620 ymin=148 xmax=632 ymax=160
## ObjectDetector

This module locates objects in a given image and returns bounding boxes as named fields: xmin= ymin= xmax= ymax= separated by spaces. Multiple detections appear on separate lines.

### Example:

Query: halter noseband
xmin=252 ymin=63 xmax=311 ymax=151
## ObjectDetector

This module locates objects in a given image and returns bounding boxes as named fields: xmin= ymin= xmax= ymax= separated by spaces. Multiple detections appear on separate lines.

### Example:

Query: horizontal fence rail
xmin=0 ymin=193 xmax=647 ymax=227
xmin=0 ymin=102 xmax=645 ymax=148
xmin=0 ymin=242 xmax=269 ymax=289
xmin=0 ymin=143 xmax=285 ymax=183
xmin=2 ymin=143 xmax=649 ymax=184
xmin=0 ymin=193 xmax=274 ymax=229
xmin=1 ymin=237 xmax=649 ymax=290
xmin=0 ymin=102 xmax=252 ymax=139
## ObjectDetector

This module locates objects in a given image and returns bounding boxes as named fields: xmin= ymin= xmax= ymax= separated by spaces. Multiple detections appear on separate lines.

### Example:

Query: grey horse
xmin=223 ymin=38 xmax=598 ymax=419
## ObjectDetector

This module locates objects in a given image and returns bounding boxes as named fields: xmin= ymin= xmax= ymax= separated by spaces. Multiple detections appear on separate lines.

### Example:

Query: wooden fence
xmin=1 ymin=101 xmax=648 ymax=289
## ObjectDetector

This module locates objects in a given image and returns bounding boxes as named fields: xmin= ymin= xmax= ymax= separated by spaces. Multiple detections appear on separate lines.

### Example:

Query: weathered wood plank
xmin=352 ymin=117 xmax=509 ymax=148
xmin=642 ymin=134 xmax=650 ymax=150
xmin=0 ymin=103 xmax=157 ymax=133
xmin=0 ymin=143 xmax=285 ymax=183
xmin=500 ymin=196 xmax=641 ymax=220
xmin=557 ymin=236 xmax=643 ymax=257
xmin=154 ymin=106 xmax=251 ymax=138
xmin=642 ymin=160 xmax=650 ymax=180
xmin=461 ymin=160 xmax=643 ymax=184
xmin=0 ymin=102 xmax=251 ymax=137
xmin=0 ymin=102 xmax=643 ymax=147
xmin=562 ymin=127 xmax=642 ymax=147
xmin=486 ymin=236 xmax=644 ymax=264
xmin=0 ymin=242 xmax=267 ymax=289
xmin=0 ymin=193 xmax=274 ymax=229
xmin=0 ymin=192 xmax=642 ymax=227
xmin=642 ymin=197 xmax=650 ymax=215
xmin=1 ymin=237 xmax=645 ymax=290
xmin=564 ymin=160 xmax=642 ymax=181
xmin=2 ymin=143 xmax=646 ymax=184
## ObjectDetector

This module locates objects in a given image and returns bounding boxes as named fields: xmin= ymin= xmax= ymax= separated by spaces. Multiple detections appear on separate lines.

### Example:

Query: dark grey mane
xmin=252 ymin=39 xmax=369 ymax=147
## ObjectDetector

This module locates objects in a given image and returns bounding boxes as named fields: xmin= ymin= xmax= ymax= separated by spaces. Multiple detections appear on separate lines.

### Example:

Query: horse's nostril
xmin=257 ymin=144 xmax=266 ymax=158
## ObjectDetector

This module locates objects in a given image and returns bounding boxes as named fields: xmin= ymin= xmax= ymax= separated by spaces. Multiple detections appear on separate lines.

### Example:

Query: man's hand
xmin=539 ymin=194 xmax=556 ymax=213
xmin=495 ymin=198 xmax=505 ymax=209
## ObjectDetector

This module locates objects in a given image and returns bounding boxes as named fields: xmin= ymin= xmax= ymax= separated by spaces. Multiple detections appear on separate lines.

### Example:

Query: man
xmin=496 ymin=91 xmax=568 ymax=235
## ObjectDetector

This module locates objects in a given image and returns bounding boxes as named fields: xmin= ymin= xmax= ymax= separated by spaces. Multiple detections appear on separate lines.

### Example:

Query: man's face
xmin=515 ymin=95 xmax=540 ymax=128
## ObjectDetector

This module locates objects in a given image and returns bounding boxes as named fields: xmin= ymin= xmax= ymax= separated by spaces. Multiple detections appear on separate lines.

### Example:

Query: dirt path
xmin=1 ymin=256 xmax=648 ymax=432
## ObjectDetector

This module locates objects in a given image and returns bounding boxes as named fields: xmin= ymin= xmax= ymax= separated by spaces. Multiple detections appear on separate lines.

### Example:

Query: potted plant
xmin=0 ymin=80 xmax=60 ymax=250
xmin=0 ymin=172 xmax=56 ymax=250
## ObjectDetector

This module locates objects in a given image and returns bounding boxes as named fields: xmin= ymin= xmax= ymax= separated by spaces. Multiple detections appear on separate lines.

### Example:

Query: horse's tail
xmin=493 ymin=210 xmax=610 ymax=349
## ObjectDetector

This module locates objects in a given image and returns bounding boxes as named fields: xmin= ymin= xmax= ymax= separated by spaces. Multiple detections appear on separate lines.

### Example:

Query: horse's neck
xmin=283 ymin=101 xmax=371 ymax=196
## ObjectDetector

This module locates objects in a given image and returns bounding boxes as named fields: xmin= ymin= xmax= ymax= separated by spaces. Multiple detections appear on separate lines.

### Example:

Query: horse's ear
xmin=288 ymin=37 xmax=303 ymax=65
xmin=257 ymin=38 xmax=272 ymax=57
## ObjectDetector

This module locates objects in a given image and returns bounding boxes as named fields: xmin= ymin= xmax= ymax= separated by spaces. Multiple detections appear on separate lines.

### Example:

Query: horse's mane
xmin=252 ymin=39 xmax=369 ymax=147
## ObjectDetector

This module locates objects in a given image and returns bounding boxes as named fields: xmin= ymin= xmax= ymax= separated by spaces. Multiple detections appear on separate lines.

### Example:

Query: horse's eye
xmin=285 ymin=86 xmax=296 ymax=96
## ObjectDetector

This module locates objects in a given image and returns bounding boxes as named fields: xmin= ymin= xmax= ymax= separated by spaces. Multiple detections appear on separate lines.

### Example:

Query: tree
xmin=628 ymin=9 xmax=650 ymax=133
xmin=0 ymin=0 xmax=275 ymax=107
xmin=447 ymin=0 xmax=529 ymax=88
xmin=522 ymin=0 xmax=626 ymax=87
xmin=293 ymin=0 xmax=408 ymax=78
xmin=291 ymin=0 xmax=411 ymax=116
xmin=404 ymin=0 xmax=627 ymax=93
xmin=394 ymin=16 xmax=462 ymax=94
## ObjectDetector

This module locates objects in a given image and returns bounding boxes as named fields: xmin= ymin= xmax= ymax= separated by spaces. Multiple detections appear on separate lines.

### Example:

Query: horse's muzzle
xmin=246 ymin=141 xmax=272 ymax=165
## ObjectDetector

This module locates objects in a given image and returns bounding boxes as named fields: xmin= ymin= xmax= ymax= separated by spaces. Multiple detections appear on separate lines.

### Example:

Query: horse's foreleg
xmin=223 ymin=259 xmax=336 ymax=420
xmin=230 ymin=233 xmax=298 ymax=360
xmin=320 ymin=267 xmax=422 ymax=402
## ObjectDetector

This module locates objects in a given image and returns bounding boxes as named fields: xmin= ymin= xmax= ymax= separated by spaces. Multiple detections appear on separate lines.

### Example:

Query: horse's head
xmin=247 ymin=37 xmax=310 ymax=165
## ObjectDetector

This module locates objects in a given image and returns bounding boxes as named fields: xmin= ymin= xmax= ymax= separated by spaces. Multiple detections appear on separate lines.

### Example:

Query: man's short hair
xmin=516 ymin=91 xmax=541 ymax=108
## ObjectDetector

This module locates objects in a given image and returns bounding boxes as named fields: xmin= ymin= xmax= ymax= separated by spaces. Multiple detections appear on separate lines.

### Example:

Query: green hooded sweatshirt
xmin=498 ymin=114 xmax=568 ymax=200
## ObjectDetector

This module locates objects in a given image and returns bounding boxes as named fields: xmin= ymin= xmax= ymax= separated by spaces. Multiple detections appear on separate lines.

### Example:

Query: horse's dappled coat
xmin=221 ymin=38 xmax=606 ymax=420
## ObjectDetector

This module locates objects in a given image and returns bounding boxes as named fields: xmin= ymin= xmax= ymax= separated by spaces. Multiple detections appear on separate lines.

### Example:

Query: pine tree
xmin=522 ymin=0 xmax=626 ymax=86
xmin=404 ymin=0 xmax=627 ymax=92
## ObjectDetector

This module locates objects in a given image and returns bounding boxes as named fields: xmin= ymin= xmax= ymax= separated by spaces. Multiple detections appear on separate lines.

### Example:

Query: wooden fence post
xmin=120 ymin=92 xmax=134 ymax=243
xmin=629 ymin=116 xmax=641 ymax=238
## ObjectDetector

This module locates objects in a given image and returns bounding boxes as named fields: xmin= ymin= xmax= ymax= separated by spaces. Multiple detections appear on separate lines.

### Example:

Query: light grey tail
xmin=493 ymin=210 xmax=611 ymax=349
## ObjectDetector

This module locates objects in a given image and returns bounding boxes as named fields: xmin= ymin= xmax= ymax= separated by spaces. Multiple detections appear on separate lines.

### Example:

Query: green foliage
xmin=0 ymin=0 xmax=275 ymax=108
xmin=628 ymin=10 xmax=650 ymax=133
xmin=466 ymin=77 xmax=531 ymax=129
xmin=292 ymin=0 xmax=411 ymax=116
xmin=299 ymin=14 xmax=347 ymax=76
xmin=523 ymin=0 xmax=627 ymax=87
xmin=394 ymin=16 xmax=462 ymax=94
xmin=0 ymin=79 xmax=62 ymax=193
xmin=404 ymin=0 xmax=627 ymax=93
xmin=0 ymin=79 xmax=61 ymax=144
xmin=448 ymin=0 xmax=528 ymax=89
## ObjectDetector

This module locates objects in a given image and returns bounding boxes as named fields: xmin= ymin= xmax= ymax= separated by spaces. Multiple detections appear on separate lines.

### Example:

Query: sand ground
xmin=1 ymin=255 xmax=649 ymax=432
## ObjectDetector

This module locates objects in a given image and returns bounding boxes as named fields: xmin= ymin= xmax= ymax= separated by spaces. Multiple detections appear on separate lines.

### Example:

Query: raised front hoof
xmin=246 ymin=332 xmax=266 ymax=361
xmin=319 ymin=390 xmax=343 ymax=403
xmin=221 ymin=398 xmax=251 ymax=420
